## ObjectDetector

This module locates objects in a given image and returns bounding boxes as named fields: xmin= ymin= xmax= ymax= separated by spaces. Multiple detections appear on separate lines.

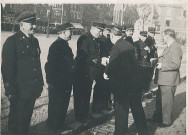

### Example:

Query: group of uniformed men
xmin=2 ymin=11 xmax=159 ymax=135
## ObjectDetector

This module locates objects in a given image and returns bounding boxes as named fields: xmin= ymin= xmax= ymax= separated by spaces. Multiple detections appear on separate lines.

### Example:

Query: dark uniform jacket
xmin=75 ymin=32 xmax=102 ymax=81
xmin=124 ymin=36 xmax=139 ymax=59
xmin=1 ymin=30 xmax=44 ymax=99
xmin=45 ymin=37 xmax=74 ymax=90
xmin=99 ymin=35 xmax=113 ymax=57
xmin=134 ymin=39 xmax=150 ymax=66
xmin=144 ymin=35 xmax=158 ymax=60
xmin=105 ymin=39 xmax=138 ymax=101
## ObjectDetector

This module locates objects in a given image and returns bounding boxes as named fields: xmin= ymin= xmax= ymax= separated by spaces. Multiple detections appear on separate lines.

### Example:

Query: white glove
xmin=156 ymin=63 xmax=162 ymax=69
xmin=103 ymin=73 xmax=109 ymax=80
xmin=144 ymin=46 xmax=150 ymax=53
xmin=101 ymin=57 xmax=109 ymax=66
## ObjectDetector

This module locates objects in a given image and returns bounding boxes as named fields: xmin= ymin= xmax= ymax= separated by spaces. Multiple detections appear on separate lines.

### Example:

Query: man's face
xmin=99 ymin=30 xmax=103 ymax=38
xmin=103 ymin=29 xmax=110 ymax=38
xmin=21 ymin=22 xmax=36 ymax=35
xmin=91 ymin=27 xmax=102 ymax=38
xmin=125 ymin=29 xmax=133 ymax=37
xmin=59 ymin=29 xmax=72 ymax=41
xmin=109 ymin=33 xmax=117 ymax=44
xmin=65 ymin=29 xmax=72 ymax=40
xmin=148 ymin=32 xmax=155 ymax=37
xmin=140 ymin=35 xmax=147 ymax=42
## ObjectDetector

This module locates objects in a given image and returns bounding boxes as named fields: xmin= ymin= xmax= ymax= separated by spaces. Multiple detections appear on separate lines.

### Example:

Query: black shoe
xmin=159 ymin=123 xmax=172 ymax=127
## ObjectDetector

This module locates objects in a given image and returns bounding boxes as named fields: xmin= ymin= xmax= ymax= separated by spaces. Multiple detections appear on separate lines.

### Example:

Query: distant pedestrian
xmin=45 ymin=22 xmax=74 ymax=131
xmin=104 ymin=26 xmax=148 ymax=135
xmin=1 ymin=11 xmax=44 ymax=134
xmin=151 ymin=29 xmax=183 ymax=127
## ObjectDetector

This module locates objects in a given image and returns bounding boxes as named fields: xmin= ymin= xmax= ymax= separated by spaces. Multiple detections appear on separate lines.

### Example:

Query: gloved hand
xmin=144 ymin=46 xmax=150 ymax=53
xmin=101 ymin=57 xmax=109 ymax=66
xmin=103 ymin=73 xmax=109 ymax=80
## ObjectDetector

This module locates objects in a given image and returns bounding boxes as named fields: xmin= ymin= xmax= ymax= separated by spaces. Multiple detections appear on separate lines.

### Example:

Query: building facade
xmin=156 ymin=4 xmax=186 ymax=31
xmin=113 ymin=4 xmax=139 ymax=27
xmin=2 ymin=4 xmax=84 ymax=26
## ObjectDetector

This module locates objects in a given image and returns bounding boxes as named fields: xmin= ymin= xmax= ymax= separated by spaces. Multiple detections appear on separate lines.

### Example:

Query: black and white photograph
xmin=1 ymin=0 xmax=187 ymax=135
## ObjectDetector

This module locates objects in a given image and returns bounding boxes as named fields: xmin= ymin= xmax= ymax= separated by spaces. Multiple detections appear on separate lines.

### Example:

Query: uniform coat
xmin=134 ymin=39 xmax=154 ymax=92
xmin=1 ymin=30 xmax=44 ymax=133
xmin=2 ymin=30 xmax=44 ymax=99
xmin=144 ymin=35 xmax=158 ymax=60
xmin=73 ymin=32 xmax=105 ymax=121
xmin=105 ymin=39 xmax=138 ymax=100
xmin=105 ymin=39 xmax=147 ymax=135
xmin=45 ymin=37 xmax=74 ymax=130
xmin=91 ymin=35 xmax=113 ymax=111
xmin=153 ymin=41 xmax=183 ymax=125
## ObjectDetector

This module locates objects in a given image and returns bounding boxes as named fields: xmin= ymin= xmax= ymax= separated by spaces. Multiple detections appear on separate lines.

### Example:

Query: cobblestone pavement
xmin=1 ymin=32 xmax=186 ymax=135
xmin=83 ymin=79 xmax=186 ymax=135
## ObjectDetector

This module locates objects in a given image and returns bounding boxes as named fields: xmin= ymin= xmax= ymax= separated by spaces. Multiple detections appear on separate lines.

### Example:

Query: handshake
xmin=101 ymin=57 xmax=110 ymax=66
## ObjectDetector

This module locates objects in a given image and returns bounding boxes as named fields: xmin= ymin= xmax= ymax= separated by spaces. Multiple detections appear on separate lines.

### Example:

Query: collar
xmin=20 ymin=29 xmax=30 ymax=37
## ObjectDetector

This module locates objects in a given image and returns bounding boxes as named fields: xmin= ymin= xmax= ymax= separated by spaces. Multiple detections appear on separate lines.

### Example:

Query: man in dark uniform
xmin=45 ymin=22 xmax=74 ymax=131
xmin=94 ymin=24 xmax=114 ymax=112
xmin=1 ymin=11 xmax=44 ymax=134
xmin=124 ymin=24 xmax=134 ymax=44
xmin=73 ymin=22 xmax=107 ymax=122
xmin=123 ymin=24 xmax=140 ymax=60
xmin=134 ymin=31 xmax=154 ymax=93
xmin=104 ymin=26 xmax=148 ymax=135
xmin=145 ymin=27 xmax=158 ymax=61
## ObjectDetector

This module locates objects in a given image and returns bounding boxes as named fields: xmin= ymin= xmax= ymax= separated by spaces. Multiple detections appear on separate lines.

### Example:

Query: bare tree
xmin=137 ymin=4 xmax=152 ymax=31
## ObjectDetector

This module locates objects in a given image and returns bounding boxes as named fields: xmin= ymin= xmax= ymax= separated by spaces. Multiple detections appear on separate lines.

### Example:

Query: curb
xmin=60 ymin=75 xmax=186 ymax=135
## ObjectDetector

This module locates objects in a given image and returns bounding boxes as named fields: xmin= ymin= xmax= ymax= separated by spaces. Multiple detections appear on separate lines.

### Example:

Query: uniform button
xmin=34 ymin=68 xmax=36 ymax=71
xmin=33 ymin=58 xmax=35 ymax=60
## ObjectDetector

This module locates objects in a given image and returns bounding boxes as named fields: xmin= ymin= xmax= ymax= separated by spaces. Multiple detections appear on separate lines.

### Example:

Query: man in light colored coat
xmin=152 ymin=29 xmax=183 ymax=127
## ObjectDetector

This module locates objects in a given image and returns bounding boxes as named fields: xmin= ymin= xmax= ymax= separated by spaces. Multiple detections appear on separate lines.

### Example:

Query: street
xmin=1 ymin=31 xmax=186 ymax=135
xmin=83 ymin=79 xmax=186 ymax=135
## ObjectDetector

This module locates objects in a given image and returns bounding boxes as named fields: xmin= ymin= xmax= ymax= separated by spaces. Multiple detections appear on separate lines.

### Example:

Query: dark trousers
xmin=8 ymin=96 xmax=36 ymax=134
xmin=152 ymin=85 xmax=176 ymax=125
xmin=73 ymin=72 xmax=110 ymax=120
xmin=47 ymin=86 xmax=71 ymax=130
xmin=114 ymin=93 xmax=148 ymax=135
xmin=92 ymin=75 xmax=110 ymax=112
xmin=137 ymin=66 xmax=154 ymax=92
xmin=73 ymin=75 xmax=92 ymax=120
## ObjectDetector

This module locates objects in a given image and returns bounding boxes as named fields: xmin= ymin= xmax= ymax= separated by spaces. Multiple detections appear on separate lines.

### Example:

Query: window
xmin=165 ymin=20 xmax=170 ymax=27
